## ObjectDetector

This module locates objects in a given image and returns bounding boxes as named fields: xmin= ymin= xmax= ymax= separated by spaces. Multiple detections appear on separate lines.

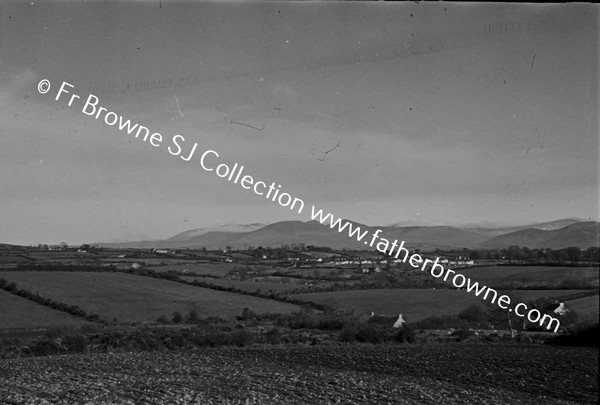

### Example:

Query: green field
xmin=0 ymin=272 xmax=303 ymax=323
xmin=0 ymin=255 xmax=31 ymax=264
xmin=149 ymin=262 xmax=276 ymax=277
xmin=181 ymin=276 xmax=312 ymax=294
xmin=0 ymin=290 xmax=89 ymax=329
xmin=458 ymin=266 xmax=599 ymax=288
xmin=295 ymin=289 xmax=595 ymax=322
xmin=564 ymin=295 xmax=600 ymax=323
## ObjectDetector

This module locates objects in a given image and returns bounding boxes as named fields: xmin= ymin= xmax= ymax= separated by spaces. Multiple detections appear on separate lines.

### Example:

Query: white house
xmin=393 ymin=314 xmax=406 ymax=328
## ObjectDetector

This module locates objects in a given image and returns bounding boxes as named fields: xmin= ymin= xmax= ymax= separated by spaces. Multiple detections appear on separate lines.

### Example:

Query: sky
xmin=0 ymin=1 xmax=598 ymax=245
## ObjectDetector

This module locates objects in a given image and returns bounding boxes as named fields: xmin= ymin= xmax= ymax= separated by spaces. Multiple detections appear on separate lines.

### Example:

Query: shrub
xmin=316 ymin=317 xmax=345 ymax=330
xmin=238 ymin=307 xmax=257 ymax=321
xmin=30 ymin=339 xmax=63 ymax=356
xmin=356 ymin=324 xmax=384 ymax=344
xmin=412 ymin=314 xmax=470 ymax=330
xmin=63 ymin=335 xmax=87 ymax=352
xmin=548 ymin=323 xmax=599 ymax=347
xmin=452 ymin=329 xmax=476 ymax=341
xmin=265 ymin=327 xmax=282 ymax=344
xmin=156 ymin=315 xmax=169 ymax=324
xmin=458 ymin=304 xmax=486 ymax=324
xmin=172 ymin=311 xmax=183 ymax=324
xmin=185 ymin=310 xmax=200 ymax=324
xmin=288 ymin=311 xmax=317 ymax=329
xmin=394 ymin=326 xmax=415 ymax=343
xmin=338 ymin=324 xmax=358 ymax=342
xmin=231 ymin=330 xmax=254 ymax=347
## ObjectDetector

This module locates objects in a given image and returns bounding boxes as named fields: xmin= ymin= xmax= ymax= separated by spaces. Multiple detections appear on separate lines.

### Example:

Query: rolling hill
xmin=480 ymin=222 xmax=599 ymax=249
xmin=462 ymin=218 xmax=587 ymax=237
xmin=97 ymin=219 xmax=599 ymax=251
xmin=166 ymin=223 xmax=265 ymax=242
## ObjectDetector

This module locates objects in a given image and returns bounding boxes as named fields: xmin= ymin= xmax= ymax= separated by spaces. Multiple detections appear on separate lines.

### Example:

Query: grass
xmin=0 ymin=271 xmax=303 ymax=323
xmin=148 ymin=262 xmax=275 ymax=277
xmin=564 ymin=295 xmax=599 ymax=323
xmin=295 ymin=289 xmax=596 ymax=322
xmin=0 ymin=256 xmax=31 ymax=264
xmin=458 ymin=266 xmax=599 ymax=288
xmin=0 ymin=290 xmax=89 ymax=329
xmin=180 ymin=277 xmax=311 ymax=294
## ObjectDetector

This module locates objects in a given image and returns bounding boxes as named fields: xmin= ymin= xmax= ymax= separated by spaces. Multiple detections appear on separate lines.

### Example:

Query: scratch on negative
xmin=230 ymin=120 xmax=267 ymax=131
xmin=318 ymin=143 xmax=340 ymax=161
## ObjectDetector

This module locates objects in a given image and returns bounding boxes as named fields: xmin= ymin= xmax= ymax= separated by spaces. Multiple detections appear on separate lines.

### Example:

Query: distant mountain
xmin=170 ymin=220 xmax=371 ymax=250
xmin=527 ymin=218 xmax=588 ymax=231
xmin=96 ymin=219 xmax=599 ymax=251
xmin=378 ymin=226 xmax=488 ymax=249
xmin=463 ymin=218 xmax=587 ymax=238
xmin=166 ymin=223 xmax=264 ymax=242
xmin=480 ymin=222 xmax=599 ymax=249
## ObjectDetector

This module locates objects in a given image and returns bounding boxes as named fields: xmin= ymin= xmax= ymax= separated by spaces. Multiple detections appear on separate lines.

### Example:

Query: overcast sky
xmin=0 ymin=2 xmax=598 ymax=245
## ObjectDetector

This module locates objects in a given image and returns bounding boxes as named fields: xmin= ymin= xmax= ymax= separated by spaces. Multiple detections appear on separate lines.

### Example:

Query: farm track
xmin=0 ymin=343 xmax=596 ymax=404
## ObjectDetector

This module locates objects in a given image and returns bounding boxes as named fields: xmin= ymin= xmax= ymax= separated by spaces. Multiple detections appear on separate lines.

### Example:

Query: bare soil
xmin=0 ymin=343 xmax=596 ymax=404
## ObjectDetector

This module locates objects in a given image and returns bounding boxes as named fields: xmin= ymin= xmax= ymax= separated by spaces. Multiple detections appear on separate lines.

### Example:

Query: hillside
xmin=480 ymin=222 xmax=599 ymax=249
xmin=96 ymin=219 xmax=599 ymax=251
xmin=0 ymin=272 xmax=303 ymax=323
xmin=463 ymin=218 xmax=586 ymax=237
xmin=0 ymin=290 xmax=90 ymax=329
xmin=166 ymin=223 xmax=264 ymax=242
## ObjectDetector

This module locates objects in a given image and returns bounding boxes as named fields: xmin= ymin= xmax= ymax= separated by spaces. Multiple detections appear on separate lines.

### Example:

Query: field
xmin=0 ymin=272 xmax=302 ymax=324
xmin=0 ymin=344 xmax=596 ymax=404
xmin=181 ymin=276 xmax=307 ymax=294
xmin=459 ymin=266 xmax=599 ymax=288
xmin=0 ymin=290 xmax=89 ymax=329
xmin=0 ymin=255 xmax=30 ymax=264
xmin=565 ymin=295 xmax=600 ymax=323
xmin=295 ymin=289 xmax=596 ymax=321
xmin=148 ymin=262 xmax=274 ymax=277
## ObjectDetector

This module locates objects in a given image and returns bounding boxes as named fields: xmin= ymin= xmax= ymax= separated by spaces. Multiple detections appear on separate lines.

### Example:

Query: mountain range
xmin=97 ymin=218 xmax=599 ymax=251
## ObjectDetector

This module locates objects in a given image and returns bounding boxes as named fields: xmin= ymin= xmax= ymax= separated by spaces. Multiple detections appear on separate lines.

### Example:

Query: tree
xmin=585 ymin=247 xmax=599 ymax=263
xmin=521 ymin=247 xmax=532 ymax=261
xmin=458 ymin=304 xmax=486 ymax=325
xmin=506 ymin=245 xmax=525 ymax=264
xmin=185 ymin=309 xmax=200 ymax=324
xmin=552 ymin=250 xmax=569 ymax=264
xmin=564 ymin=247 xmax=581 ymax=264
xmin=240 ymin=307 xmax=256 ymax=320
xmin=468 ymin=250 xmax=481 ymax=261
xmin=172 ymin=311 xmax=183 ymax=323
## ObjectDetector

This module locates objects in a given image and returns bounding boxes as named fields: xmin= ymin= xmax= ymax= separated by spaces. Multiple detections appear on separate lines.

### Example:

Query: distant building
xmin=393 ymin=314 xmax=406 ymax=328
xmin=553 ymin=302 xmax=568 ymax=315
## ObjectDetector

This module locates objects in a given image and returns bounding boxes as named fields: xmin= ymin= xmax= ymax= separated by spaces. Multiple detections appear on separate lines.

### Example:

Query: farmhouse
xmin=393 ymin=314 xmax=406 ymax=328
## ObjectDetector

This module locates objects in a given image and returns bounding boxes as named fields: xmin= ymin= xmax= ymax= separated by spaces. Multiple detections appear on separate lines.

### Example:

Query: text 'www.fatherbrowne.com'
xmin=309 ymin=206 xmax=561 ymax=332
